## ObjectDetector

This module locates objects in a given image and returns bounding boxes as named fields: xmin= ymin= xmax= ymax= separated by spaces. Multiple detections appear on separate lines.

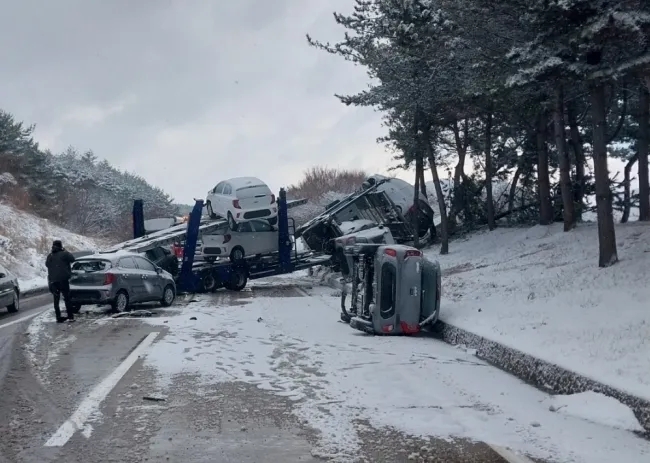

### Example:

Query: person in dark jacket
xmin=45 ymin=240 xmax=76 ymax=323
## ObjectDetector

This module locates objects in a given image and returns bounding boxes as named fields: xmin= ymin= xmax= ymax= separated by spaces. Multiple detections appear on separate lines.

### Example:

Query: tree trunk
xmin=484 ymin=113 xmax=496 ymax=230
xmin=417 ymin=161 xmax=428 ymax=198
xmin=590 ymin=82 xmax=618 ymax=267
xmin=638 ymin=84 xmax=650 ymax=221
xmin=427 ymin=152 xmax=449 ymax=254
xmin=553 ymin=85 xmax=576 ymax=231
xmin=567 ymin=101 xmax=586 ymax=220
xmin=507 ymin=166 xmax=522 ymax=219
xmin=412 ymin=156 xmax=421 ymax=249
xmin=621 ymin=154 xmax=638 ymax=223
xmin=537 ymin=112 xmax=553 ymax=225
xmin=449 ymin=119 xmax=468 ymax=228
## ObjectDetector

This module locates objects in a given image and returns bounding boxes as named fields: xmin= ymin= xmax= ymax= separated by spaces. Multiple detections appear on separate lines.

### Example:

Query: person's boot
xmin=56 ymin=317 xmax=67 ymax=323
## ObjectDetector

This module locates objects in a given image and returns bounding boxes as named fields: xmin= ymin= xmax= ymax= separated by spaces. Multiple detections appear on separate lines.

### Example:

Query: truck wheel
xmin=7 ymin=290 xmax=19 ymax=313
xmin=227 ymin=268 xmax=247 ymax=291
xmin=202 ymin=273 xmax=217 ymax=292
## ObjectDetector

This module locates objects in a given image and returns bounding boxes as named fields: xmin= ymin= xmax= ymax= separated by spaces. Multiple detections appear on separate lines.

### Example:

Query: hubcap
xmin=117 ymin=294 xmax=127 ymax=310
xmin=164 ymin=288 xmax=174 ymax=303
xmin=234 ymin=249 xmax=243 ymax=260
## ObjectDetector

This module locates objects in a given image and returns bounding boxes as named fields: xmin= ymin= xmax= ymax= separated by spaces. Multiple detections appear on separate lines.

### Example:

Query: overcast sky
xmin=0 ymin=0 xmax=417 ymax=204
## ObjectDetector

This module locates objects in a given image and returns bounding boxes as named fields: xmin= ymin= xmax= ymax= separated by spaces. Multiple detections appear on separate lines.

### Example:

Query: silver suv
xmin=69 ymin=251 xmax=176 ymax=312
xmin=0 ymin=264 xmax=20 ymax=313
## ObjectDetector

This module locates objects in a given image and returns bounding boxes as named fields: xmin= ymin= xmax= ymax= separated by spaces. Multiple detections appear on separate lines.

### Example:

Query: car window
xmin=223 ymin=183 xmax=232 ymax=195
xmin=251 ymin=220 xmax=272 ymax=232
xmin=134 ymin=256 xmax=156 ymax=271
xmin=117 ymin=257 xmax=137 ymax=269
xmin=237 ymin=221 xmax=253 ymax=232
xmin=215 ymin=182 xmax=224 ymax=194
xmin=72 ymin=259 xmax=112 ymax=272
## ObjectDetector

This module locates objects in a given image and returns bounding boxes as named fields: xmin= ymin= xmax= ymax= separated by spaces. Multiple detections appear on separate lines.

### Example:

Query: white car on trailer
xmin=205 ymin=177 xmax=277 ymax=228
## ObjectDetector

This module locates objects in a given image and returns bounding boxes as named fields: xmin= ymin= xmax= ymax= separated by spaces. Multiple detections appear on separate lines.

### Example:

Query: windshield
xmin=71 ymin=259 xmax=111 ymax=272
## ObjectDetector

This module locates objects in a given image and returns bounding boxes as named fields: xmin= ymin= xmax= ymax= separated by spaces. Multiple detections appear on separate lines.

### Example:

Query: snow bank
xmin=0 ymin=202 xmax=103 ymax=288
xmin=428 ymin=221 xmax=650 ymax=401
xmin=142 ymin=291 xmax=650 ymax=463
xmin=546 ymin=391 xmax=644 ymax=432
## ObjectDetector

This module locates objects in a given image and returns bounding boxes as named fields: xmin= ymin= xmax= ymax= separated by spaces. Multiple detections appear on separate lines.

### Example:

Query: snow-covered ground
xmin=0 ymin=203 xmax=103 ymax=290
xmin=429 ymin=221 xmax=650 ymax=402
xmin=140 ymin=286 xmax=649 ymax=463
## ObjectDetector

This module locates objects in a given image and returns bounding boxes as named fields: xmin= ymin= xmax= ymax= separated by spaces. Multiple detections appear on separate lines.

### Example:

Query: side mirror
xmin=156 ymin=267 xmax=163 ymax=274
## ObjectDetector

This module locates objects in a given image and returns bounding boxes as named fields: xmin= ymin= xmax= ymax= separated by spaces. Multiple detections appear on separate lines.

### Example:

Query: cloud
xmin=0 ymin=0 xmax=411 ymax=204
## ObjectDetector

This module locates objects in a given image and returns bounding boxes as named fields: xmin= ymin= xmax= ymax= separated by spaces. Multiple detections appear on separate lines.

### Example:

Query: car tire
xmin=7 ymin=290 xmax=19 ymax=313
xmin=227 ymin=211 xmax=237 ymax=230
xmin=268 ymin=216 xmax=277 ymax=226
xmin=161 ymin=285 xmax=175 ymax=307
xmin=112 ymin=290 xmax=129 ymax=312
xmin=230 ymin=246 xmax=245 ymax=263
xmin=70 ymin=304 xmax=81 ymax=314
xmin=206 ymin=201 xmax=218 ymax=220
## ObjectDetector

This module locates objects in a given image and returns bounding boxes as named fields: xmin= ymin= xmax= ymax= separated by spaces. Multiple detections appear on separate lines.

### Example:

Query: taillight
xmin=103 ymin=273 xmax=116 ymax=285
xmin=270 ymin=194 xmax=276 ymax=204
xmin=384 ymin=248 xmax=397 ymax=257
xmin=223 ymin=234 xmax=231 ymax=243
xmin=405 ymin=249 xmax=421 ymax=257
xmin=233 ymin=199 xmax=241 ymax=209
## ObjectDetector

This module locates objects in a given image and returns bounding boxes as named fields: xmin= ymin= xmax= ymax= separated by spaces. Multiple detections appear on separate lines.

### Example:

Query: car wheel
xmin=206 ymin=201 xmax=218 ymax=220
xmin=7 ymin=290 xmax=19 ymax=313
xmin=112 ymin=290 xmax=129 ymax=312
xmin=230 ymin=246 xmax=245 ymax=262
xmin=70 ymin=304 xmax=81 ymax=314
xmin=268 ymin=216 xmax=277 ymax=226
xmin=161 ymin=285 xmax=175 ymax=307
xmin=227 ymin=212 xmax=237 ymax=230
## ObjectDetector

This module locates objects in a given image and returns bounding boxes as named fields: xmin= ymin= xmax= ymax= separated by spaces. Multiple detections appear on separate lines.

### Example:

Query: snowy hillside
xmin=429 ymin=221 xmax=650 ymax=401
xmin=0 ymin=203 xmax=104 ymax=291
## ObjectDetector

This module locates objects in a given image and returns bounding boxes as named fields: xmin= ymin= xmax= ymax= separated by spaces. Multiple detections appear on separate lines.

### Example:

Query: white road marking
xmin=488 ymin=444 xmax=536 ymax=463
xmin=0 ymin=310 xmax=46 ymax=330
xmin=44 ymin=331 xmax=160 ymax=447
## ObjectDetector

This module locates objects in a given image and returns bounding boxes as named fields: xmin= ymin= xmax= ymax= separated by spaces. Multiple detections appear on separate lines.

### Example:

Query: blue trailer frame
xmin=133 ymin=188 xmax=331 ymax=294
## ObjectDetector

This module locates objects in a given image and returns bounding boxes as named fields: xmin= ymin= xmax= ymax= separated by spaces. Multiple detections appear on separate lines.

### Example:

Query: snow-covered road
xmin=138 ymin=283 xmax=649 ymax=463
xmin=4 ymin=281 xmax=649 ymax=463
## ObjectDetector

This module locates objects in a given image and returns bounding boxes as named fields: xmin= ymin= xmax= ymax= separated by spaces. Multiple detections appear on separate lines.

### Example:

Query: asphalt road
xmin=0 ymin=288 xmax=531 ymax=463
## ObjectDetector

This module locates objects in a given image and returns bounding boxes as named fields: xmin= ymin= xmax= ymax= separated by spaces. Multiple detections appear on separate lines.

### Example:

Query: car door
xmin=230 ymin=220 xmax=256 ymax=255
xmin=250 ymin=220 xmax=278 ymax=254
xmin=221 ymin=183 xmax=234 ymax=217
xmin=0 ymin=264 xmax=13 ymax=307
xmin=116 ymin=257 xmax=143 ymax=302
xmin=209 ymin=182 xmax=225 ymax=217
xmin=133 ymin=256 xmax=163 ymax=301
